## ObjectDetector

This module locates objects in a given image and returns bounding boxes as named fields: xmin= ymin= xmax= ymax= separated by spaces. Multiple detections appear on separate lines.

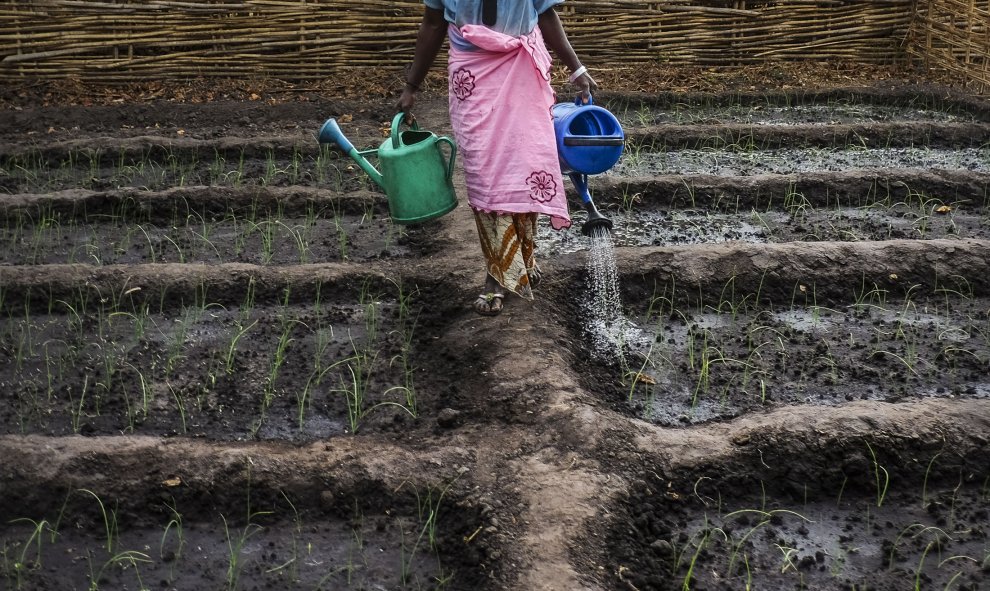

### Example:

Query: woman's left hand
xmin=572 ymin=72 xmax=598 ymax=104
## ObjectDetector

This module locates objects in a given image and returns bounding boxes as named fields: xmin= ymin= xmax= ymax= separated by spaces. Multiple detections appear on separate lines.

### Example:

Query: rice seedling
xmin=125 ymin=361 xmax=151 ymax=420
xmin=4 ymin=518 xmax=50 ymax=590
xmin=186 ymin=212 xmax=222 ymax=262
xmin=303 ymin=201 xmax=321 ymax=238
xmin=334 ymin=213 xmax=350 ymax=260
xmin=262 ymin=316 xmax=295 ymax=417
xmin=644 ymin=279 xmax=675 ymax=323
xmin=397 ymin=477 xmax=458 ymax=586
xmin=225 ymin=318 xmax=258 ymax=375
xmin=314 ymin=146 xmax=343 ymax=190
xmin=276 ymin=219 xmax=310 ymax=263
xmin=783 ymin=183 xmax=812 ymax=219
xmin=261 ymin=149 xmax=286 ymax=186
xmin=82 ymin=149 xmax=103 ymax=189
xmin=77 ymin=489 xmax=119 ymax=554
xmin=159 ymin=498 xmax=185 ymax=582
xmin=267 ymin=491 xmax=303 ymax=582
xmin=160 ymin=233 xmax=186 ymax=263
xmin=27 ymin=202 xmax=61 ymax=265
xmin=723 ymin=507 xmax=812 ymax=579
xmin=68 ymin=375 xmax=91 ymax=434
xmin=634 ymin=103 xmax=653 ymax=126
xmin=865 ymin=442 xmax=890 ymax=508
xmin=288 ymin=147 xmax=303 ymax=185
xmin=232 ymin=148 xmax=246 ymax=188
xmin=687 ymin=326 xmax=719 ymax=406
xmin=359 ymin=279 xmax=380 ymax=345
xmin=341 ymin=343 xmax=374 ymax=435
xmin=390 ymin=278 xmax=420 ymax=416
xmin=774 ymin=542 xmax=800 ymax=574
xmin=888 ymin=523 xmax=952 ymax=582
xmin=165 ymin=148 xmax=199 ymax=187
xmin=86 ymin=550 xmax=151 ymax=591
xmin=164 ymin=307 xmax=193 ymax=377
xmin=678 ymin=520 xmax=727 ymax=590
xmin=3 ymin=149 xmax=44 ymax=192
xmin=166 ymin=382 xmax=188 ymax=434
xmin=209 ymin=149 xmax=228 ymax=185
xmin=41 ymin=340 xmax=64 ymax=401
xmin=338 ymin=343 xmax=415 ymax=434
xmin=298 ymin=343 xmax=351 ymax=430
xmin=254 ymin=220 xmax=277 ymax=264
xmin=712 ymin=275 xmax=754 ymax=321
xmin=626 ymin=340 xmax=657 ymax=403
xmin=851 ymin=276 xmax=889 ymax=315
xmin=223 ymin=468 xmax=272 ymax=591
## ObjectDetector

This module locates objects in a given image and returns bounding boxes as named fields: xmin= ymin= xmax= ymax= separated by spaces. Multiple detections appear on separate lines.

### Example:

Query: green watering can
xmin=318 ymin=113 xmax=458 ymax=224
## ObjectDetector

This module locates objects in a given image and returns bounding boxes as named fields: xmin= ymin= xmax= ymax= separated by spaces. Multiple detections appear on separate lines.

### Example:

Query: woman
xmin=398 ymin=0 xmax=597 ymax=316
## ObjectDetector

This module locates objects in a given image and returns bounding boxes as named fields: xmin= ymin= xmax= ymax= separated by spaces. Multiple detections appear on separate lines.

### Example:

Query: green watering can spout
xmin=317 ymin=118 xmax=385 ymax=188
xmin=317 ymin=113 xmax=458 ymax=225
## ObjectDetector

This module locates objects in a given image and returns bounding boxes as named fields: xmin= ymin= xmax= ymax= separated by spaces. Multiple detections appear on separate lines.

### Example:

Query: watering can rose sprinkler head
xmin=570 ymin=172 xmax=614 ymax=236
xmin=582 ymin=201 xmax=613 ymax=236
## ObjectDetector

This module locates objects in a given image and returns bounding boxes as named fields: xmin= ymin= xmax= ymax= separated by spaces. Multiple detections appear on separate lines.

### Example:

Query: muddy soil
xmin=2 ymin=68 xmax=990 ymax=591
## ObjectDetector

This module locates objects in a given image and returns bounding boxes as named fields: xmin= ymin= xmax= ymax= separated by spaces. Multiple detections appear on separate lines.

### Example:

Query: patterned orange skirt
xmin=473 ymin=210 xmax=541 ymax=300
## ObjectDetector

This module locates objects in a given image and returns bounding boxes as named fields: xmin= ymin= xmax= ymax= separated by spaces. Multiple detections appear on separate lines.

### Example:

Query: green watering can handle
xmin=391 ymin=112 xmax=457 ymax=180
xmin=391 ymin=112 xmax=418 ymax=149
xmin=435 ymin=136 xmax=457 ymax=181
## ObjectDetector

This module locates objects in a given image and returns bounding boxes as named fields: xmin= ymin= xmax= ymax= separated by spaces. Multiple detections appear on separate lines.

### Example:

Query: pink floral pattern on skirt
xmin=526 ymin=170 xmax=558 ymax=203
xmin=451 ymin=68 xmax=476 ymax=101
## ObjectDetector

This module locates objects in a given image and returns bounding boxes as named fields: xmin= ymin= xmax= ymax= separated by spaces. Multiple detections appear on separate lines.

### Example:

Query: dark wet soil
xmin=2 ymin=73 xmax=990 ymax=591
xmin=604 ymin=472 xmax=990 ymax=591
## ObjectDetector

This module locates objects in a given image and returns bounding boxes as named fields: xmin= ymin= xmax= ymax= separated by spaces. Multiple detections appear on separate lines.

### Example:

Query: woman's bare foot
xmin=529 ymin=264 xmax=543 ymax=289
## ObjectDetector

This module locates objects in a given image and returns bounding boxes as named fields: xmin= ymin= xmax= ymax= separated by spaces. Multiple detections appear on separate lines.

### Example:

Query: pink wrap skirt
xmin=447 ymin=24 xmax=571 ymax=231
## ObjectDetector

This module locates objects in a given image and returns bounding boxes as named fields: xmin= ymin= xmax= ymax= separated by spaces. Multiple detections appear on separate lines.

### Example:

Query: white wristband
xmin=568 ymin=65 xmax=588 ymax=83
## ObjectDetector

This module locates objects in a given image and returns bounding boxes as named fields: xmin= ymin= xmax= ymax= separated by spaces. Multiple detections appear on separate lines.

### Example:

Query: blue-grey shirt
xmin=424 ymin=0 xmax=564 ymax=50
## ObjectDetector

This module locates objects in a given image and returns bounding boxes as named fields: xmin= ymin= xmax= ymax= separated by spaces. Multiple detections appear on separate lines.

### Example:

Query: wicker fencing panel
xmin=908 ymin=0 xmax=990 ymax=93
xmin=1 ymin=1 xmax=914 ymax=83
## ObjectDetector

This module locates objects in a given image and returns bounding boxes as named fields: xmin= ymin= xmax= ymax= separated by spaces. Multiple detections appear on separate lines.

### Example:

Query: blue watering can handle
xmin=575 ymin=94 xmax=594 ymax=106
xmin=435 ymin=136 xmax=457 ymax=180
xmin=317 ymin=118 xmax=354 ymax=153
xmin=391 ymin=112 xmax=420 ymax=149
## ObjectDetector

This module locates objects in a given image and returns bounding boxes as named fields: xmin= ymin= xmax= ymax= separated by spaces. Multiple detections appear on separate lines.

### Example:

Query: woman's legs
xmin=472 ymin=210 xmax=541 ymax=315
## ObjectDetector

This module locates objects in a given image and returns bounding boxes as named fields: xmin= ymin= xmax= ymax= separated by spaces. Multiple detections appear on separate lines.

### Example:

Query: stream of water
xmin=584 ymin=226 xmax=627 ymax=360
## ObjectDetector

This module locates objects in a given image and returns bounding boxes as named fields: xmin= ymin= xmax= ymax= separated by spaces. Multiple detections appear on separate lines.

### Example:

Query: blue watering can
xmin=552 ymin=96 xmax=625 ymax=235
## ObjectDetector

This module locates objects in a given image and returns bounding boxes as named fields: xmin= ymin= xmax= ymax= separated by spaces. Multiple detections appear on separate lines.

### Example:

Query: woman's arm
xmin=538 ymin=7 xmax=597 ymax=102
xmin=398 ymin=7 xmax=449 ymax=114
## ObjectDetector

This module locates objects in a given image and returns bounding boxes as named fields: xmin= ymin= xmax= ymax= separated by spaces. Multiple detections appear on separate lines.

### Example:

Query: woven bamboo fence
xmin=1 ymin=0 xmax=917 ymax=83
xmin=908 ymin=0 xmax=990 ymax=93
